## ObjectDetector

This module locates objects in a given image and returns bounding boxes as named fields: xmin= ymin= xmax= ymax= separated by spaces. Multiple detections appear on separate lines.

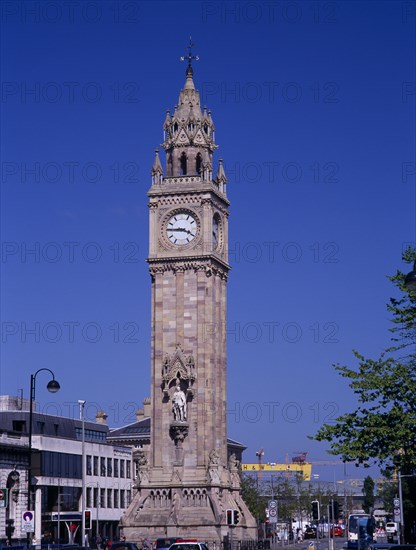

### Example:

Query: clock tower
xmin=121 ymin=47 xmax=256 ymax=542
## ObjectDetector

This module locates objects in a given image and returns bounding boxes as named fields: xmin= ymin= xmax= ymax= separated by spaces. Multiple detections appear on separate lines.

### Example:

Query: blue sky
xmin=1 ymin=0 xmax=415 ymax=482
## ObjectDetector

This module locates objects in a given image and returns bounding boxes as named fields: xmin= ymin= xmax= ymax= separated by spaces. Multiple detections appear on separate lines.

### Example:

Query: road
xmin=266 ymin=537 xmax=348 ymax=550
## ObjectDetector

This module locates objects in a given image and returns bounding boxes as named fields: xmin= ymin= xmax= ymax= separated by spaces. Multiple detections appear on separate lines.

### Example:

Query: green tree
xmin=311 ymin=248 xmax=416 ymax=541
xmin=311 ymin=248 xmax=416 ymax=473
xmin=362 ymin=476 xmax=375 ymax=513
xmin=240 ymin=474 xmax=266 ymax=523
xmin=387 ymin=247 xmax=416 ymax=358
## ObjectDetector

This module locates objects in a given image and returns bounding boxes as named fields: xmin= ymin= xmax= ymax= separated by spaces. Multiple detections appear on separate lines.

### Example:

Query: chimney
xmin=136 ymin=408 xmax=144 ymax=421
xmin=96 ymin=411 xmax=108 ymax=424
xmin=143 ymin=398 xmax=151 ymax=418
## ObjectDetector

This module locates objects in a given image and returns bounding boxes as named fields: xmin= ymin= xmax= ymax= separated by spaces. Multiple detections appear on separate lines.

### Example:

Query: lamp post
xmin=78 ymin=400 xmax=86 ymax=548
xmin=397 ymin=473 xmax=416 ymax=544
xmin=27 ymin=368 xmax=60 ymax=548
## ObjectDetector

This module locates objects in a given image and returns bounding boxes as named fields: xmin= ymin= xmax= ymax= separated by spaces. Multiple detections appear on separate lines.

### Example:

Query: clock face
xmin=167 ymin=212 xmax=197 ymax=245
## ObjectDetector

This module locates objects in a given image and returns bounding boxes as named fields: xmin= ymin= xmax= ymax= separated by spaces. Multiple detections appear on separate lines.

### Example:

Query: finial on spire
xmin=180 ymin=36 xmax=199 ymax=76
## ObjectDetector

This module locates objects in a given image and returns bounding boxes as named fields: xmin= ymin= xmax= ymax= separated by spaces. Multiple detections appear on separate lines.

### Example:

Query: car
xmin=304 ymin=527 xmax=318 ymax=540
xmin=168 ymin=542 xmax=209 ymax=550
xmin=154 ymin=538 xmax=183 ymax=550
xmin=112 ymin=543 xmax=140 ymax=550
xmin=330 ymin=525 xmax=345 ymax=537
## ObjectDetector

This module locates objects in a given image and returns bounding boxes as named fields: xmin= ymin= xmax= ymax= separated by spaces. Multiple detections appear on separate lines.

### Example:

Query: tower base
xmin=121 ymin=476 xmax=257 ymax=543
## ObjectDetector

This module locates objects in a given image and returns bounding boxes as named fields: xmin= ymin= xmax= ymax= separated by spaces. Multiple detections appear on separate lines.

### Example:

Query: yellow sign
xmin=241 ymin=463 xmax=312 ymax=481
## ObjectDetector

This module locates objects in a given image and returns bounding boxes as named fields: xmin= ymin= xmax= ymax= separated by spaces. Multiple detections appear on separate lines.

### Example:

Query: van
xmin=385 ymin=522 xmax=398 ymax=534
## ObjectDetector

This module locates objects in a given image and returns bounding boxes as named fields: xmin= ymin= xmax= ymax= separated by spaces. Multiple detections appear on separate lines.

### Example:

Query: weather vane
xmin=180 ymin=36 xmax=199 ymax=67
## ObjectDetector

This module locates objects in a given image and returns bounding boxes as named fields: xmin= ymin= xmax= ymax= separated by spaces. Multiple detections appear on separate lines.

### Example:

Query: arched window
xmin=196 ymin=153 xmax=202 ymax=175
xmin=167 ymin=154 xmax=173 ymax=177
xmin=180 ymin=153 xmax=187 ymax=176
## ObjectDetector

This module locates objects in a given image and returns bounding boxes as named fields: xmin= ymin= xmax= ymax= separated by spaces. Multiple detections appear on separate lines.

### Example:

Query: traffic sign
xmin=22 ymin=511 xmax=35 ymax=533
xmin=269 ymin=500 xmax=277 ymax=509
xmin=393 ymin=498 xmax=400 ymax=507
xmin=269 ymin=508 xmax=277 ymax=517
xmin=0 ymin=488 xmax=8 ymax=508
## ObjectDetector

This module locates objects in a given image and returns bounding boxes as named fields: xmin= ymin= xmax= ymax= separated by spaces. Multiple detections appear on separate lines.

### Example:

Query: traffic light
xmin=312 ymin=501 xmax=320 ymax=521
xmin=234 ymin=510 xmax=240 ymax=525
xmin=227 ymin=509 xmax=233 ymax=525
xmin=84 ymin=510 xmax=92 ymax=530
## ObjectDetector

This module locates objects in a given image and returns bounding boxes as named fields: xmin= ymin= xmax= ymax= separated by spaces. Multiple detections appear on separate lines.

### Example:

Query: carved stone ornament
xmin=170 ymin=423 xmax=189 ymax=445
xmin=228 ymin=453 xmax=239 ymax=472
xmin=133 ymin=450 xmax=150 ymax=487
xmin=207 ymin=449 xmax=222 ymax=484
xmin=149 ymin=259 xmax=229 ymax=280
xmin=162 ymin=344 xmax=196 ymax=397
xmin=208 ymin=449 xmax=220 ymax=468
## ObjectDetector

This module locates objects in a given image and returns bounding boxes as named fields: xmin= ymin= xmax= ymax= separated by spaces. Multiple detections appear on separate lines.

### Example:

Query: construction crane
xmin=255 ymin=448 xmax=264 ymax=481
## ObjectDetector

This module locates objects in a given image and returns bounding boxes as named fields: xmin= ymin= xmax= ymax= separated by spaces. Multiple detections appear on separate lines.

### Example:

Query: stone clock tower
xmin=121 ymin=49 xmax=256 ymax=542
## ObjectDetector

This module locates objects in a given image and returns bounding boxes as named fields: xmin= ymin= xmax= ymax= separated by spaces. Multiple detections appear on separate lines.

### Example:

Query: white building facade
xmin=0 ymin=396 xmax=133 ymax=545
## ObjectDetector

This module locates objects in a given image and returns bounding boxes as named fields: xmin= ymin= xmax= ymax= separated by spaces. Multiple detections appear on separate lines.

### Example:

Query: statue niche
xmin=161 ymin=344 xmax=196 ymax=404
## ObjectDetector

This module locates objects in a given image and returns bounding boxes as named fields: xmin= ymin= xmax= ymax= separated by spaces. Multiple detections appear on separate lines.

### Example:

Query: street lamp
xmin=397 ymin=472 xmax=416 ymax=544
xmin=78 ymin=400 xmax=86 ymax=548
xmin=27 ymin=369 xmax=60 ymax=547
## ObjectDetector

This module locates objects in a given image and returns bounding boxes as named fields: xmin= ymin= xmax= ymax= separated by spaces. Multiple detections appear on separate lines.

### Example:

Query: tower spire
xmin=180 ymin=36 xmax=199 ymax=87
xmin=180 ymin=36 xmax=200 ymax=73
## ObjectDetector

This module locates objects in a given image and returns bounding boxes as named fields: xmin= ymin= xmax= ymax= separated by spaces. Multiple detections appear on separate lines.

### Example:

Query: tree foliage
xmin=362 ymin=476 xmax=375 ymax=513
xmin=240 ymin=474 xmax=266 ymax=522
xmin=310 ymin=248 xmax=416 ymax=474
xmin=387 ymin=246 xmax=416 ymax=357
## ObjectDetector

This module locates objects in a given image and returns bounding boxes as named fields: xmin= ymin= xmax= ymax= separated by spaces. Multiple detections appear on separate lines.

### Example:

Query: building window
xmin=87 ymin=455 xmax=92 ymax=475
xmin=100 ymin=488 xmax=105 ymax=508
xmin=107 ymin=458 xmax=112 ymax=477
xmin=93 ymin=456 xmax=98 ymax=476
xmin=113 ymin=489 xmax=119 ymax=508
xmin=86 ymin=487 xmax=92 ymax=508
xmin=93 ymin=487 xmax=98 ymax=508
xmin=120 ymin=460 xmax=125 ymax=478
xmin=180 ymin=152 xmax=187 ymax=175
xmin=127 ymin=490 xmax=131 ymax=507
xmin=196 ymin=153 xmax=202 ymax=175
xmin=126 ymin=461 xmax=131 ymax=479
xmin=37 ymin=421 xmax=45 ymax=434
xmin=12 ymin=420 xmax=26 ymax=432
xmin=114 ymin=459 xmax=119 ymax=478
xmin=120 ymin=489 xmax=125 ymax=509
xmin=100 ymin=457 xmax=106 ymax=476
xmin=107 ymin=489 xmax=112 ymax=508
xmin=75 ymin=427 xmax=106 ymax=442
xmin=39 ymin=451 xmax=81 ymax=478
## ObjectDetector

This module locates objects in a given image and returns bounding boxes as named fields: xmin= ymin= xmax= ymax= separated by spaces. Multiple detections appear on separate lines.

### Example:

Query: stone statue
xmin=172 ymin=384 xmax=187 ymax=421
xmin=228 ymin=452 xmax=239 ymax=471
xmin=208 ymin=449 xmax=220 ymax=467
